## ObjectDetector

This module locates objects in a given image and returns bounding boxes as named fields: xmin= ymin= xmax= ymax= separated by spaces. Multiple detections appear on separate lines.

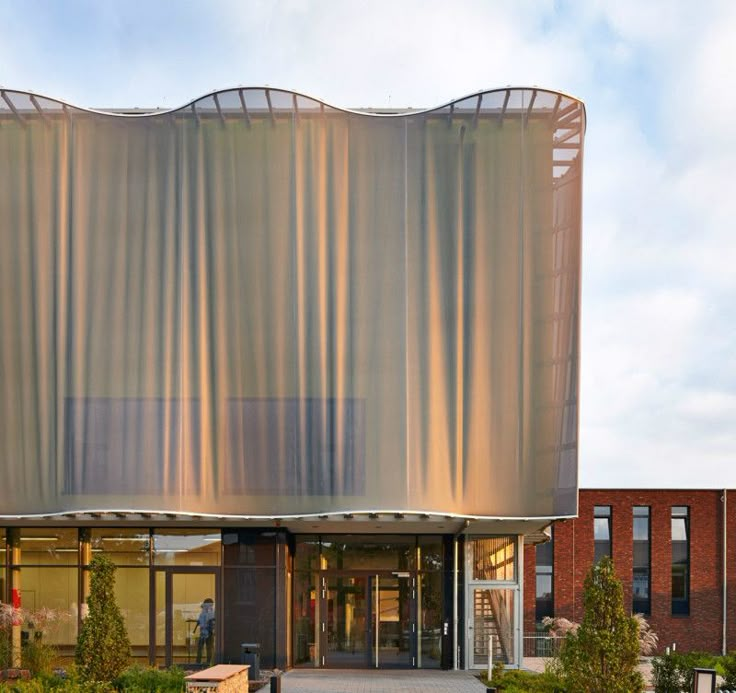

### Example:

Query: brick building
xmin=524 ymin=489 xmax=736 ymax=654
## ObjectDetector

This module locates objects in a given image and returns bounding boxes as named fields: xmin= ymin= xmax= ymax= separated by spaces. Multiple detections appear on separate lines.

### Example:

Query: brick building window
xmin=671 ymin=506 xmax=690 ymax=616
xmin=594 ymin=505 xmax=612 ymax=563
xmin=535 ymin=526 xmax=554 ymax=622
xmin=632 ymin=506 xmax=650 ymax=614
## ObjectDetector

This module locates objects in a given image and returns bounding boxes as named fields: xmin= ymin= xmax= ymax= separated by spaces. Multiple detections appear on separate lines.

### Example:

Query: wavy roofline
xmin=1 ymin=85 xmax=586 ymax=130
xmin=0 ymin=508 xmax=576 ymax=522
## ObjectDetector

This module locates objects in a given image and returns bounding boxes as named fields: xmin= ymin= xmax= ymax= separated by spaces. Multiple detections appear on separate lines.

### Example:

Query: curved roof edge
xmin=0 ymin=85 xmax=585 ymax=132
xmin=0 ymin=508 xmax=577 ymax=523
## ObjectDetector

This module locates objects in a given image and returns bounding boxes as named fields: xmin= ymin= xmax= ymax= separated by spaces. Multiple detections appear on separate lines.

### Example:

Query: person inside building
xmin=194 ymin=598 xmax=215 ymax=665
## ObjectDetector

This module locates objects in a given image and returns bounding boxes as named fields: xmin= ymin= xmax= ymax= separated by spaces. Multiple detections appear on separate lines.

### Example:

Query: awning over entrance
xmin=0 ymin=509 xmax=559 ymax=538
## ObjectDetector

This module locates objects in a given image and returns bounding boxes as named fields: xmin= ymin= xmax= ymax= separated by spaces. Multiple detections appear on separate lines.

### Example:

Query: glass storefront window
xmin=293 ymin=535 xmax=445 ymax=669
xmin=535 ymin=530 xmax=554 ymax=622
xmin=114 ymin=567 xmax=150 ymax=657
xmin=171 ymin=573 xmax=217 ymax=666
xmin=20 ymin=528 xmax=79 ymax=566
xmin=153 ymin=530 xmax=221 ymax=566
xmin=20 ymin=566 xmax=79 ymax=647
xmin=320 ymin=535 xmax=414 ymax=571
xmin=470 ymin=536 xmax=516 ymax=581
xmin=594 ymin=506 xmax=612 ymax=562
xmin=418 ymin=572 xmax=442 ymax=668
xmin=0 ymin=530 xmax=5 ymax=603
xmin=91 ymin=529 xmax=150 ymax=565
xmin=294 ymin=536 xmax=321 ymax=571
xmin=223 ymin=531 xmax=277 ymax=566
xmin=418 ymin=537 xmax=443 ymax=572
xmin=471 ymin=587 xmax=515 ymax=665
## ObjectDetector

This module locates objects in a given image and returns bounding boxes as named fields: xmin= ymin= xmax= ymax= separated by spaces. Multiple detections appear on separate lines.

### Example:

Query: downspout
xmin=454 ymin=519 xmax=471 ymax=670
xmin=724 ymin=489 xmax=728 ymax=656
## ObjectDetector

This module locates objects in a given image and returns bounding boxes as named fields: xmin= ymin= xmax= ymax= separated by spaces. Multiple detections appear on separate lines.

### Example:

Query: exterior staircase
xmin=473 ymin=589 xmax=511 ymax=665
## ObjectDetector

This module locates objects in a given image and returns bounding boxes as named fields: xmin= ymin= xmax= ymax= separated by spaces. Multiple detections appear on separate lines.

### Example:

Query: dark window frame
xmin=535 ymin=527 xmax=554 ymax=623
xmin=632 ymin=506 xmax=650 ymax=615
xmin=593 ymin=505 xmax=612 ymax=563
xmin=671 ymin=506 xmax=690 ymax=616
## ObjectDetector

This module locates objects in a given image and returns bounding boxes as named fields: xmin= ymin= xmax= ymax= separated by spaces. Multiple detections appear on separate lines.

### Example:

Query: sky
xmin=1 ymin=0 xmax=735 ymax=489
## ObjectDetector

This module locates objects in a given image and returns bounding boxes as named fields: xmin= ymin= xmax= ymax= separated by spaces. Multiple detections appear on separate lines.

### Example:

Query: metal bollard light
xmin=486 ymin=633 xmax=496 ymax=693
xmin=487 ymin=633 xmax=493 ymax=681
xmin=270 ymin=673 xmax=281 ymax=693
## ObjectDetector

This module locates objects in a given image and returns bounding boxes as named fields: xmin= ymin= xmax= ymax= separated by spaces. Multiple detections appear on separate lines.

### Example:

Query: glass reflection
xmin=155 ymin=571 xmax=166 ymax=666
xmin=114 ymin=568 xmax=149 ymax=658
xmin=154 ymin=571 xmax=217 ymax=666
xmin=172 ymin=576 xmax=216 ymax=666
xmin=293 ymin=571 xmax=317 ymax=666
xmin=470 ymin=537 xmax=515 ymax=581
xmin=325 ymin=576 xmax=369 ymax=667
xmin=91 ymin=529 xmax=150 ymax=565
xmin=320 ymin=536 xmax=414 ymax=571
xmin=20 ymin=566 xmax=78 ymax=649
xmin=374 ymin=576 xmax=412 ymax=668
xmin=20 ymin=528 xmax=78 ymax=565
xmin=153 ymin=530 xmax=221 ymax=566
xmin=0 ymin=530 xmax=5 ymax=604
xmin=418 ymin=538 xmax=443 ymax=572
xmin=294 ymin=536 xmax=321 ymax=571
xmin=292 ymin=535 xmax=446 ymax=669
xmin=418 ymin=572 xmax=442 ymax=668
xmin=472 ymin=587 xmax=515 ymax=666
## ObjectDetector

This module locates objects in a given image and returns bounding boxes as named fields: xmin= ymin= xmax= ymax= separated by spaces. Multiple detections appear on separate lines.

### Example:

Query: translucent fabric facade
xmin=0 ymin=87 xmax=584 ymax=519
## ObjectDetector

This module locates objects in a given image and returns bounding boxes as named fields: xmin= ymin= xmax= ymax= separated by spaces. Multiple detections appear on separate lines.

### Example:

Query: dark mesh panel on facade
xmin=224 ymin=398 xmax=365 ymax=495
xmin=223 ymin=566 xmax=277 ymax=665
xmin=64 ymin=398 xmax=201 ymax=494
xmin=222 ymin=530 xmax=288 ymax=667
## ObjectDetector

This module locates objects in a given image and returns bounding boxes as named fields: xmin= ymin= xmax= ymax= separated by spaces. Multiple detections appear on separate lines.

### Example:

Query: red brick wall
xmin=524 ymin=542 xmax=536 ymax=635
xmin=727 ymin=490 xmax=736 ymax=650
xmin=526 ymin=489 xmax=730 ymax=654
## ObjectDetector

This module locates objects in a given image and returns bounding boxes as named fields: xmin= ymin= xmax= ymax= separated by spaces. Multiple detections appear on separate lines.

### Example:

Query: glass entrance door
xmin=468 ymin=587 xmax=516 ymax=668
xmin=372 ymin=575 xmax=415 ymax=668
xmin=319 ymin=573 xmax=416 ymax=668
xmin=155 ymin=569 xmax=218 ymax=667
xmin=323 ymin=575 xmax=370 ymax=667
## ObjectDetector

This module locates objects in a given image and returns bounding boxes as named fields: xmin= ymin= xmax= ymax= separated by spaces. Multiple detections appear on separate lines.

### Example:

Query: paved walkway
xmin=280 ymin=669 xmax=488 ymax=692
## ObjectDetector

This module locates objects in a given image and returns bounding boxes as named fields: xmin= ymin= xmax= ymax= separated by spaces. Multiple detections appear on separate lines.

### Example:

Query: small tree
xmin=76 ymin=554 xmax=131 ymax=682
xmin=557 ymin=557 xmax=643 ymax=693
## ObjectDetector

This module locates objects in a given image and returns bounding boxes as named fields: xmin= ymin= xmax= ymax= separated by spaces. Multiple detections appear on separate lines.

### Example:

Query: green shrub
xmin=113 ymin=665 xmax=186 ymax=692
xmin=651 ymin=651 xmax=718 ymax=693
xmin=0 ymin=676 xmax=114 ymax=692
xmin=479 ymin=661 xmax=566 ymax=692
xmin=75 ymin=555 xmax=131 ymax=683
xmin=0 ymin=666 xmax=186 ymax=692
xmin=20 ymin=637 xmax=57 ymax=677
xmin=0 ymin=627 xmax=12 ymax=669
xmin=719 ymin=651 xmax=736 ymax=688
xmin=651 ymin=653 xmax=680 ymax=693
xmin=557 ymin=557 xmax=643 ymax=693
xmin=677 ymin=652 xmax=717 ymax=691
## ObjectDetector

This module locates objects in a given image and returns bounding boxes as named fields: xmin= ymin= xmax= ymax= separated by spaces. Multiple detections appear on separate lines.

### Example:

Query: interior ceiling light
xmin=157 ymin=548 xmax=191 ymax=553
